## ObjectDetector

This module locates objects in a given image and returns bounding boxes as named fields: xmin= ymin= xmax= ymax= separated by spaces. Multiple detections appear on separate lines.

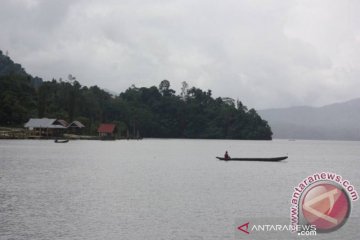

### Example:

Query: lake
xmin=0 ymin=139 xmax=359 ymax=239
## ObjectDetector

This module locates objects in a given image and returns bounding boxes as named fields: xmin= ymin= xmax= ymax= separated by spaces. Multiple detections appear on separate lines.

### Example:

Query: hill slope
xmin=0 ymin=50 xmax=39 ymax=124
xmin=259 ymin=98 xmax=360 ymax=140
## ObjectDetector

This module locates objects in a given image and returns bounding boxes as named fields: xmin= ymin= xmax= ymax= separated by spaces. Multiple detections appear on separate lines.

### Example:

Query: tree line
xmin=0 ymin=50 xmax=272 ymax=139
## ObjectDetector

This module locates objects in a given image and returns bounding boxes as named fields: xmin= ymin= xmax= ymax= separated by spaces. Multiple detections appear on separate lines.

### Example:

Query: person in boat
xmin=224 ymin=151 xmax=230 ymax=160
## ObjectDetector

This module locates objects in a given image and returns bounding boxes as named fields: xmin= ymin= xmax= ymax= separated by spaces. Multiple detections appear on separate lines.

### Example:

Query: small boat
xmin=54 ymin=139 xmax=69 ymax=143
xmin=216 ymin=156 xmax=287 ymax=162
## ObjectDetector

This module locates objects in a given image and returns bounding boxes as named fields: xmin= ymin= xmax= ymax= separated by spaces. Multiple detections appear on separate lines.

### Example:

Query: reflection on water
xmin=0 ymin=139 xmax=359 ymax=239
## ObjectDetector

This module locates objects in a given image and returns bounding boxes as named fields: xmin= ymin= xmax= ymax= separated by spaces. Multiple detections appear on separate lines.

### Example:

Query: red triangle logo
xmin=238 ymin=222 xmax=250 ymax=234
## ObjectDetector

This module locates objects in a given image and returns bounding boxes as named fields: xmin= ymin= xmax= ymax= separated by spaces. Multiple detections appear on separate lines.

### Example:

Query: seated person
xmin=224 ymin=151 xmax=230 ymax=160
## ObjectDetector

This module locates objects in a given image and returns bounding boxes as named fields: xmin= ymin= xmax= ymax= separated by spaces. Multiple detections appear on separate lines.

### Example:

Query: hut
xmin=24 ymin=118 xmax=85 ymax=138
xmin=24 ymin=118 xmax=67 ymax=137
xmin=97 ymin=123 xmax=117 ymax=140
xmin=67 ymin=120 xmax=85 ymax=134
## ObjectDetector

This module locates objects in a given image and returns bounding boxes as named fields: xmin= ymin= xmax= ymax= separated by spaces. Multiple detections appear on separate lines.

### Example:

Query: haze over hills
xmin=258 ymin=98 xmax=360 ymax=141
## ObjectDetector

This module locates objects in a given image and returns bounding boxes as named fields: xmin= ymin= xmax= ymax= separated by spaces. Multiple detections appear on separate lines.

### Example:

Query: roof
xmin=24 ymin=118 xmax=66 ymax=129
xmin=97 ymin=123 xmax=116 ymax=133
xmin=56 ymin=119 xmax=69 ymax=127
xmin=68 ymin=121 xmax=85 ymax=128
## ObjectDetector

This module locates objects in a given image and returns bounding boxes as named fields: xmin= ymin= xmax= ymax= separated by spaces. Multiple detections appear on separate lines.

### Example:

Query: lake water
xmin=0 ymin=139 xmax=359 ymax=239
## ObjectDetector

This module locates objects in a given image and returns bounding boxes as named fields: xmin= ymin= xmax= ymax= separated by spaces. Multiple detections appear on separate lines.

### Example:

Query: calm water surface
xmin=0 ymin=139 xmax=359 ymax=239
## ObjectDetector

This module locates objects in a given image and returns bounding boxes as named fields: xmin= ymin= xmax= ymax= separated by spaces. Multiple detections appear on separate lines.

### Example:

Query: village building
xmin=97 ymin=123 xmax=117 ymax=140
xmin=67 ymin=121 xmax=85 ymax=134
xmin=24 ymin=118 xmax=85 ymax=138
xmin=24 ymin=118 xmax=67 ymax=137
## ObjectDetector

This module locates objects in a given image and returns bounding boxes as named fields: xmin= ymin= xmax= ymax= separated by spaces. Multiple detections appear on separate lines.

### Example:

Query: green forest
xmin=0 ymin=50 xmax=272 ymax=139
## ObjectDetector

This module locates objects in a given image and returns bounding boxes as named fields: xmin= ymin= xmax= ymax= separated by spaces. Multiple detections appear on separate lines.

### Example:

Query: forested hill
xmin=0 ymin=50 xmax=40 ymax=125
xmin=0 ymin=50 xmax=28 ymax=77
xmin=0 ymin=50 xmax=272 ymax=140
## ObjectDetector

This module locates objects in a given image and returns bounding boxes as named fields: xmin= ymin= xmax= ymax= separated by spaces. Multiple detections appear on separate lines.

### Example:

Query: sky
xmin=1 ymin=0 xmax=360 ymax=109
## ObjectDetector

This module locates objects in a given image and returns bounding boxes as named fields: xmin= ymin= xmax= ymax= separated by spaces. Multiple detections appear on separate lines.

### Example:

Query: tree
xmin=180 ymin=81 xmax=189 ymax=101
xmin=159 ymin=79 xmax=170 ymax=95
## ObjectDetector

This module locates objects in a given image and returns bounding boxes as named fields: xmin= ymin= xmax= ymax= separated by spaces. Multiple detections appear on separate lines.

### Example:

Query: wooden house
xmin=24 ymin=118 xmax=67 ymax=137
xmin=67 ymin=121 xmax=85 ymax=134
xmin=24 ymin=118 xmax=85 ymax=138
xmin=97 ymin=123 xmax=117 ymax=140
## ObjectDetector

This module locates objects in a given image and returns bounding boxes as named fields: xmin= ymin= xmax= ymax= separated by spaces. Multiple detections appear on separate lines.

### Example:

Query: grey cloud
xmin=1 ymin=0 xmax=359 ymax=109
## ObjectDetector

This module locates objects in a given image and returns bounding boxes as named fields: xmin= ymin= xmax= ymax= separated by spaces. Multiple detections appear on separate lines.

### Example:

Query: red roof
xmin=97 ymin=123 xmax=116 ymax=133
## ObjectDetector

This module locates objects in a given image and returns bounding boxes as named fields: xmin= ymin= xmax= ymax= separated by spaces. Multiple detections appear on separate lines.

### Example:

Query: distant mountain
xmin=103 ymin=88 xmax=118 ymax=97
xmin=259 ymin=98 xmax=360 ymax=140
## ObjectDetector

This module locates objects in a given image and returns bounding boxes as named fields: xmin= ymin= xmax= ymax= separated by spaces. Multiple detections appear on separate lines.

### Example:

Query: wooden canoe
xmin=216 ymin=156 xmax=287 ymax=162
xmin=54 ymin=139 xmax=69 ymax=143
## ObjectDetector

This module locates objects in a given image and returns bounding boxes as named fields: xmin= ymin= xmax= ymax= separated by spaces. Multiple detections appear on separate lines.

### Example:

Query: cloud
xmin=1 ymin=0 xmax=360 ymax=108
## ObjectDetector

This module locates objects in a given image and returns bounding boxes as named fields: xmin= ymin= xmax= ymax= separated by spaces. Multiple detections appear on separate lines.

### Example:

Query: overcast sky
xmin=1 ymin=0 xmax=360 ymax=109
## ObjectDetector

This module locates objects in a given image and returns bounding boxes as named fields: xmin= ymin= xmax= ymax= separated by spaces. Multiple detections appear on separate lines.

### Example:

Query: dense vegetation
xmin=0 ymin=50 xmax=272 ymax=139
xmin=0 ymin=51 xmax=38 ymax=125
